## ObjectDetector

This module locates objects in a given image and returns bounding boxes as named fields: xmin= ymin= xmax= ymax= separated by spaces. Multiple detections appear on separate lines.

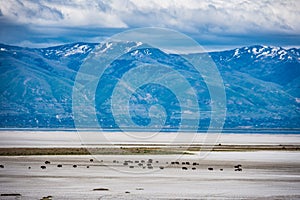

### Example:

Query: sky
xmin=0 ymin=0 xmax=299 ymax=51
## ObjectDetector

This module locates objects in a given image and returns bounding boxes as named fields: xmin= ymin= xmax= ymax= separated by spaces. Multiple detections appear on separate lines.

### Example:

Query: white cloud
xmin=0 ymin=0 xmax=299 ymax=48
xmin=0 ymin=0 xmax=299 ymax=34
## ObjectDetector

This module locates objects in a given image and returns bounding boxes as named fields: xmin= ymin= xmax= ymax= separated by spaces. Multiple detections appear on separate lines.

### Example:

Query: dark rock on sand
xmin=1 ymin=193 xmax=21 ymax=197
xmin=93 ymin=188 xmax=109 ymax=191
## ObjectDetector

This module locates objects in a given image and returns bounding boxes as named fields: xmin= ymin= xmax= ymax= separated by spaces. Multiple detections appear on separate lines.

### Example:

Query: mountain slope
xmin=0 ymin=43 xmax=299 ymax=129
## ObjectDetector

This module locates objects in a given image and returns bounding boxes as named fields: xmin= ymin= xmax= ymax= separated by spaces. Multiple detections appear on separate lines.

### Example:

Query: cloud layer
xmin=0 ymin=0 xmax=299 ymax=49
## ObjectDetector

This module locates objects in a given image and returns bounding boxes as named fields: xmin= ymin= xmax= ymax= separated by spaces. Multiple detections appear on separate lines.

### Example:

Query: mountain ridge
xmin=0 ymin=42 xmax=299 ymax=129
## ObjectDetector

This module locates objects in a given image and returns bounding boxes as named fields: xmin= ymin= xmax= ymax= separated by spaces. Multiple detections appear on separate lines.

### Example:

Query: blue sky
xmin=0 ymin=0 xmax=299 ymax=51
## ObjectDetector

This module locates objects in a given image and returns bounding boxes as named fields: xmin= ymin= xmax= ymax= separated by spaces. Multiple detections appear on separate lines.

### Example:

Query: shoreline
xmin=0 ymin=144 xmax=299 ymax=156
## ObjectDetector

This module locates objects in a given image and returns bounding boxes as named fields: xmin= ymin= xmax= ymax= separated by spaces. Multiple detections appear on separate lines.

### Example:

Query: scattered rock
xmin=1 ymin=194 xmax=21 ymax=197
xmin=159 ymin=166 xmax=164 ymax=170
xmin=93 ymin=188 xmax=109 ymax=191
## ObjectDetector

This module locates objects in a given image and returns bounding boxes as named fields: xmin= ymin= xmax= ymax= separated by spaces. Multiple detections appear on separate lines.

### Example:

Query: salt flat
xmin=0 ymin=131 xmax=299 ymax=147
xmin=0 ymin=131 xmax=299 ymax=199
xmin=0 ymin=152 xmax=300 ymax=199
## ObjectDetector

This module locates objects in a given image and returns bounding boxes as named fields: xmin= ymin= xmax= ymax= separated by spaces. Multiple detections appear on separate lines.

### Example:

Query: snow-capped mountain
xmin=0 ymin=42 xmax=299 ymax=130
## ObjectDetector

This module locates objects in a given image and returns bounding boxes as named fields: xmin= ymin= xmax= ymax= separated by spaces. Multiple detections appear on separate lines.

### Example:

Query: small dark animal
xmin=0 ymin=165 xmax=4 ymax=168
xmin=40 ymin=166 xmax=46 ymax=169
xmin=186 ymin=162 xmax=190 ymax=165
xmin=90 ymin=159 xmax=93 ymax=162
xmin=73 ymin=165 xmax=77 ymax=168
xmin=159 ymin=166 xmax=164 ymax=169
xmin=235 ymin=168 xmax=242 ymax=171
xmin=192 ymin=167 xmax=196 ymax=170
xmin=57 ymin=164 xmax=62 ymax=168
xmin=208 ymin=167 xmax=213 ymax=171
xmin=182 ymin=167 xmax=188 ymax=170
xmin=45 ymin=161 xmax=50 ymax=164
xmin=234 ymin=164 xmax=242 ymax=168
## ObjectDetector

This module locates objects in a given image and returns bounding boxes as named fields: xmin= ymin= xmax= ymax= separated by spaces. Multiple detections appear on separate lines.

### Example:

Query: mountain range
xmin=0 ymin=42 xmax=299 ymax=130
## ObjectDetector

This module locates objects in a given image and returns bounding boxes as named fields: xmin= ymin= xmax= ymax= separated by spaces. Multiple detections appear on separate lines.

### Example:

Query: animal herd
xmin=0 ymin=159 xmax=243 ymax=172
